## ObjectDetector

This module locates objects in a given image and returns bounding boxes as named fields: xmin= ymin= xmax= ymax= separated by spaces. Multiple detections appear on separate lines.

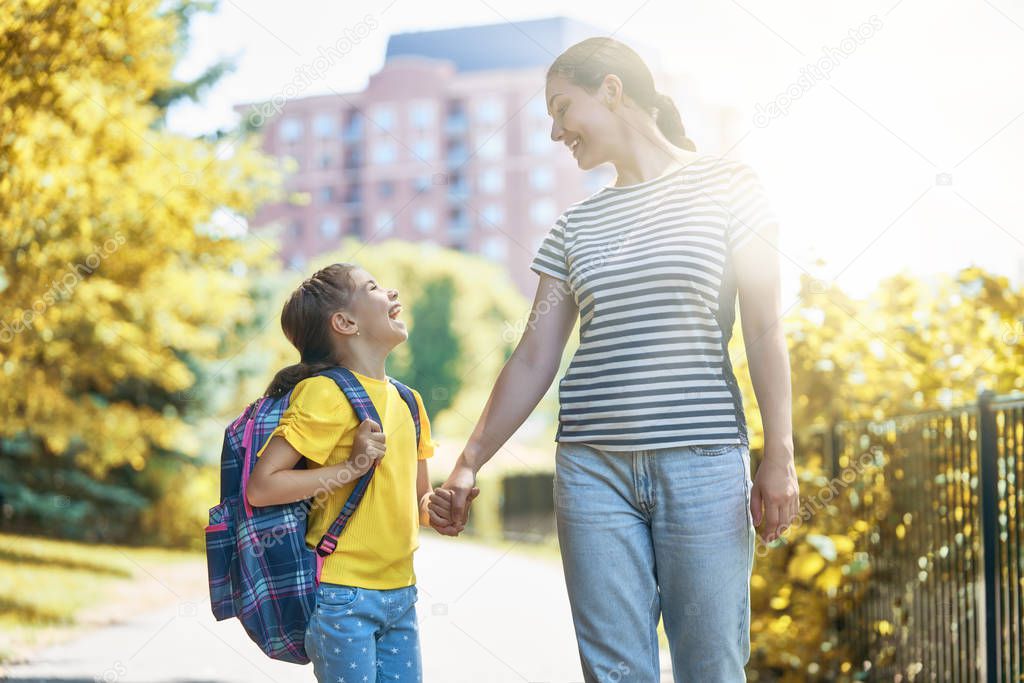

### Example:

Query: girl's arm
xmin=442 ymin=273 xmax=578 ymax=527
xmin=246 ymin=418 xmax=384 ymax=507
xmin=416 ymin=460 xmax=431 ymax=527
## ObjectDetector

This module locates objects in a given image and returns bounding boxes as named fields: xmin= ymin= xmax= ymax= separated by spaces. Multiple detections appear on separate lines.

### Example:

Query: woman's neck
xmin=610 ymin=118 xmax=701 ymax=187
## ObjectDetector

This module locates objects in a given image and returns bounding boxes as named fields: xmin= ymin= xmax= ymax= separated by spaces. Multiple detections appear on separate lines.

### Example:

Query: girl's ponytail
xmin=264 ymin=361 xmax=336 ymax=398
xmin=263 ymin=263 xmax=359 ymax=398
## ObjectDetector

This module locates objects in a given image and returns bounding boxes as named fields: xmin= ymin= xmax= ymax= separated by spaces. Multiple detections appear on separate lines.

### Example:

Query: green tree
xmin=0 ymin=0 xmax=281 ymax=543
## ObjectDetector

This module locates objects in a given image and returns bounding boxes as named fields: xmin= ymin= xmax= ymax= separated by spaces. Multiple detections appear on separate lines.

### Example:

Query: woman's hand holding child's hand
xmin=427 ymin=486 xmax=479 ymax=536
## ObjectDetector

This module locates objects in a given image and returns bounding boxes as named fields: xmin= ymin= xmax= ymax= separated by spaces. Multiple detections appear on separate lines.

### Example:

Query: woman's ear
xmin=330 ymin=310 xmax=359 ymax=337
xmin=600 ymin=74 xmax=623 ymax=109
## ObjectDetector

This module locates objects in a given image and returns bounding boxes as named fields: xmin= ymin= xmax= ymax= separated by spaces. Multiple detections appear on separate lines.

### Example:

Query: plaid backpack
xmin=205 ymin=366 xmax=421 ymax=664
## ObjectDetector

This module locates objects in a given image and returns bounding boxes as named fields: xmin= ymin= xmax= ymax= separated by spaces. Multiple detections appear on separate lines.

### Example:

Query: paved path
xmin=4 ymin=536 xmax=675 ymax=682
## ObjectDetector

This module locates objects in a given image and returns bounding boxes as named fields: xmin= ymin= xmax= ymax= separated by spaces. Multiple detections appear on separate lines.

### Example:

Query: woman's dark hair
xmin=547 ymin=37 xmax=697 ymax=152
xmin=264 ymin=263 xmax=359 ymax=398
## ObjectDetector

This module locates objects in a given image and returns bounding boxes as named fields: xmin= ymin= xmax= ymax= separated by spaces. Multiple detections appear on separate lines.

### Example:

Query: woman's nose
xmin=388 ymin=288 xmax=399 ymax=300
xmin=550 ymin=123 xmax=562 ymax=142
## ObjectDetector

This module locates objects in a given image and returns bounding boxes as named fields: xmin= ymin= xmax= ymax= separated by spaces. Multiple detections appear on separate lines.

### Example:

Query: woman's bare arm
xmin=442 ymin=274 xmax=578 ymax=525
xmin=734 ymin=232 xmax=799 ymax=543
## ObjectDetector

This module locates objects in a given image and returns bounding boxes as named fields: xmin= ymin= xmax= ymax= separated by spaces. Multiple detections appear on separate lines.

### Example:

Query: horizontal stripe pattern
xmin=529 ymin=155 xmax=778 ymax=451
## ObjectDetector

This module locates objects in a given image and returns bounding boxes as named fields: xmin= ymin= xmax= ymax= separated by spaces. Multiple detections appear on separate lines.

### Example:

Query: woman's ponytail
xmin=654 ymin=92 xmax=696 ymax=152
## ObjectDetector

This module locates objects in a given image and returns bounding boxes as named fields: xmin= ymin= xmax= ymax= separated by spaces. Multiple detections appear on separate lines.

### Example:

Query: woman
xmin=433 ymin=37 xmax=799 ymax=682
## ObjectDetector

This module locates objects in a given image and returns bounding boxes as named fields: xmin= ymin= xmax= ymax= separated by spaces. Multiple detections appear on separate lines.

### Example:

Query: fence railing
xmin=801 ymin=391 xmax=1024 ymax=681
xmin=496 ymin=392 xmax=1024 ymax=679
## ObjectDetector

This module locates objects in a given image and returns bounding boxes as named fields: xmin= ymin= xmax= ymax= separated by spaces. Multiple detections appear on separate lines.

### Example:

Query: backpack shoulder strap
xmin=387 ymin=377 xmax=421 ymax=448
xmin=311 ymin=366 xmax=386 ymax=558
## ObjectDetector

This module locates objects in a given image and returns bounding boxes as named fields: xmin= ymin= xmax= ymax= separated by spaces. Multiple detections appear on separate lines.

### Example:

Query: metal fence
xmin=804 ymin=391 xmax=1024 ymax=681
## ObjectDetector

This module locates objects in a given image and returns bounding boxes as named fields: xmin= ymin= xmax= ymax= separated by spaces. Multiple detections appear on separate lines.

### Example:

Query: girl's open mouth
xmin=388 ymin=304 xmax=403 ymax=320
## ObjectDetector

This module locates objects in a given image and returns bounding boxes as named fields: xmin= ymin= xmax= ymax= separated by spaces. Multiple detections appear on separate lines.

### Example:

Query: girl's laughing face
xmin=347 ymin=268 xmax=407 ymax=346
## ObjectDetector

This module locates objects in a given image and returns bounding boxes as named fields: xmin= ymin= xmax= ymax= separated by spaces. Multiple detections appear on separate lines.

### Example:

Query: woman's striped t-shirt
xmin=530 ymin=155 xmax=779 ymax=451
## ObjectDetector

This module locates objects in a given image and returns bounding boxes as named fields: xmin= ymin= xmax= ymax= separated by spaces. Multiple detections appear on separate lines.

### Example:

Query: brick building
xmin=238 ymin=17 xmax=731 ymax=295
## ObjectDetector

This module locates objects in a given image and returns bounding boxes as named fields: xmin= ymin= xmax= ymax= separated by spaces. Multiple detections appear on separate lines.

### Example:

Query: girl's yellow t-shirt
xmin=255 ymin=370 xmax=436 ymax=589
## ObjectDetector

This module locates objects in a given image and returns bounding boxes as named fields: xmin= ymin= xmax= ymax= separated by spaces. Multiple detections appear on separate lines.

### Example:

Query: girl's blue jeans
xmin=554 ymin=441 xmax=756 ymax=682
xmin=304 ymin=582 xmax=421 ymax=682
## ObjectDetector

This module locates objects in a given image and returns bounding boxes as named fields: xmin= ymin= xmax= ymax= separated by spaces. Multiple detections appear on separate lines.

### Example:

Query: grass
xmin=0 ymin=532 xmax=204 ymax=666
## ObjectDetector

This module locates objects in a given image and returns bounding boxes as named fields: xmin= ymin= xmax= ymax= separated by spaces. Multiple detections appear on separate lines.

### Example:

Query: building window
xmin=476 ymin=96 xmax=504 ymax=126
xmin=529 ymin=94 xmax=548 ymax=120
xmin=528 ymin=129 xmax=550 ymax=155
xmin=414 ymin=208 xmax=435 ymax=234
xmin=319 ymin=217 xmax=340 ymax=239
xmin=445 ymin=99 xmax=467 ymax=135
xmin=482 ymin=237 xmax=507 ymax=262
xmin=343 ymin=109 xmax=364 ymax=141
xmin=280 ymin=117 xmax=303 ymax=142
xmin=530 ymin=198 xmax=556 ymax=226
xmin=317 ymin=186 xmax=335 ymax=204
xmin=313 ymin=114 xmax=336 ymax=138
xmin=344 ymin=182 xmax=362 ymax=205
xmin=481 ymin=204 xmax=503 ymax=228
xmin=349 ymin=215 xmax=363 ymax=239
xmin=318 ymin=153 xmax=333 ymax=169
xmin=478 ymin=168 xmax=504 ymax=194
xmin=344 ymin=148 xmax=364 ymax=169
xmin=449 ymin=207 xmax=470 ymax=235
xmin=412 ymin=139 xmax=435 ymax=161
xmin=372 ymin=141 xmax=397 ymax=165
xmin=446 ymin=140 xmax=468 ymax=166
xmin=289 ymin=220 xmax=303 ymax=240
xmin=447 ymin=171 xmax=469 ymax=199
xmin=376 ymin=211 xmax=394 ymax=236
xmin=410 ymin=101 xmax=436 ymax=130
xmin=477 ymin=132 xmax=505 ymax=160
xmin=530 ymin=166 xmax=554 ymax=191
xmin=377 ymin=180 xmax=395 ymax=199
xmin=373 ymin=104 xmax=396 ymax=133
xmin=412 ymin=175 xmax=431 ymax=193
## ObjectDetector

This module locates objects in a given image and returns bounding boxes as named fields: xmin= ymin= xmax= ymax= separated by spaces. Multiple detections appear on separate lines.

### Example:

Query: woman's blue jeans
xmin=554 ymin=441 xmax=756 ymax=682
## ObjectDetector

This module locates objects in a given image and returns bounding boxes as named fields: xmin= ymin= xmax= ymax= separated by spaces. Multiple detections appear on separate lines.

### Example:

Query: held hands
xmin=346 ymin=418 xmax=385 ymax=478
xmin=427 ymin=461 xmax=480 ymax=536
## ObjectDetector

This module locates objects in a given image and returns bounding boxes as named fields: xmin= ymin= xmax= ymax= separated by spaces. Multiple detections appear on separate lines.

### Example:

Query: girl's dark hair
xmin=264 ymin=263 xmax=360 ymax=398
xmin=547 ymin=37 xmax=697 ymax=152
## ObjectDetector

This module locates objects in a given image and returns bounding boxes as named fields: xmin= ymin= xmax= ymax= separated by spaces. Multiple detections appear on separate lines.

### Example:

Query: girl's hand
xmin=347 ymin=418 xmax=385 ymax=477
xmin=429 ymin=485 xmax=479 ymax=536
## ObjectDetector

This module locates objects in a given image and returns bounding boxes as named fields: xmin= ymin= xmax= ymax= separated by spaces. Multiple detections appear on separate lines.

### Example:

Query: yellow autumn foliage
xmin=1 ymin=0 xmax=282 ymax=475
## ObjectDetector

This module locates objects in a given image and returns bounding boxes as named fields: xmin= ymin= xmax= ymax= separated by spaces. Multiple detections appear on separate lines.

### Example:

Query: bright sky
xmin=169 ymin=0 xmax=1024 ymax=303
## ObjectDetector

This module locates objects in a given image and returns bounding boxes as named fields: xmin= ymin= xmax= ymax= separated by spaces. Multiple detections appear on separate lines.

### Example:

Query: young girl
xmin=246 ymin=262 xmax=440 ymax=682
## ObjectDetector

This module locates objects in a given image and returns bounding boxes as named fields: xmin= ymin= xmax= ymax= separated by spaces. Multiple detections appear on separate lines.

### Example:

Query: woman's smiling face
xmin=546 ymin=74 xmax=615 ymax=171
xmin=347 ymin=268 xmax=407 ymax=346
